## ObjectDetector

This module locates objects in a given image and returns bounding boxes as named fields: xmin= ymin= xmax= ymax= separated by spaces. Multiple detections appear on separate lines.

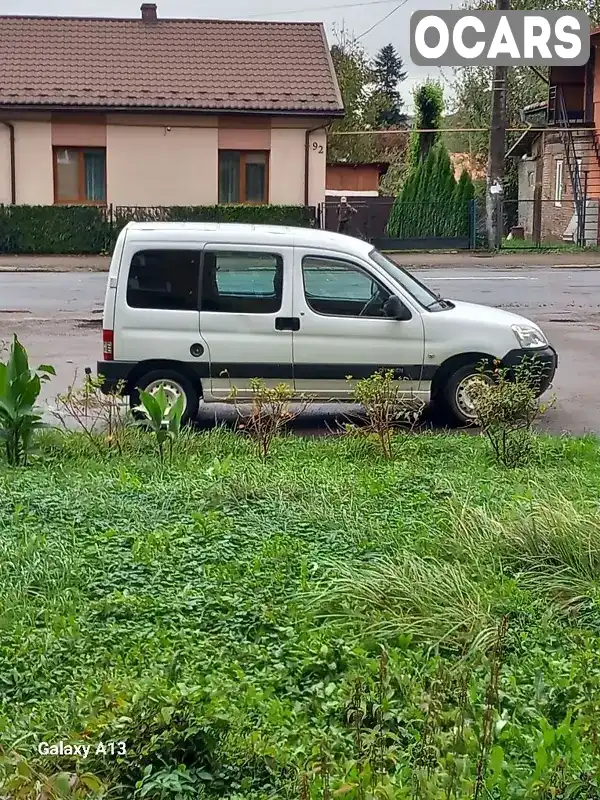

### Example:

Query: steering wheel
xmin=359 ymin=289 xmax=386 ymax=317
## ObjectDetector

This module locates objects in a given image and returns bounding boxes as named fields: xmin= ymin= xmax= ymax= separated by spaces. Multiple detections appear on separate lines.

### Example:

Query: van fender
xmin=429 ymin=352 xmax=496 ymax=400
xmin=126 ymin=359 xmax=205 ymax=398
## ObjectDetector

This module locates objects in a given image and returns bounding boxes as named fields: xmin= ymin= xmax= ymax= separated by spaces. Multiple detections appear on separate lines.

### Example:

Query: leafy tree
xmin=328 ymin=29 xmax=410 ymax=177
xmin=453 ymin=0 xmax=600 ymax=164
xmin=372 ymin=44 xmax=408 ymax=129
xmin=328 ymin=29 xmax=383 ymax=163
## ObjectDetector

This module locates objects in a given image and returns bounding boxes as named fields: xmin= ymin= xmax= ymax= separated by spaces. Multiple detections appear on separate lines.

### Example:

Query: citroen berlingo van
xmin=98 ymin=222 xmax=557 ymax=426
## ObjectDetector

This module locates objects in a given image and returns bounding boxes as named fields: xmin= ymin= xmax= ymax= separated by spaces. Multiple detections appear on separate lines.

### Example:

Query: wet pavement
xmin=1 ymin=268 xmax=599 ymax=435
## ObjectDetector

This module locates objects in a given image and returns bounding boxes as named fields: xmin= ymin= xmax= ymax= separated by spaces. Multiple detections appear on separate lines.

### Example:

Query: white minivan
xmin=99 ymin=222 xmax=557 ymax=426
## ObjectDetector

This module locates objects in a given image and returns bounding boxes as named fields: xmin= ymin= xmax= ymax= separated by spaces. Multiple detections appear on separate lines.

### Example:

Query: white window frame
xmin=554 ymin=159 xmax=564 ymax=206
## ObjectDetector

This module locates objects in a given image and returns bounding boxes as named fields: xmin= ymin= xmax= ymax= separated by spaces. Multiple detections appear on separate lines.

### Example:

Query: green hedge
xmin=0 ymin=204 xmax=316 ymax=255
xmin=0 ymin=205 xmax=110 ymax=255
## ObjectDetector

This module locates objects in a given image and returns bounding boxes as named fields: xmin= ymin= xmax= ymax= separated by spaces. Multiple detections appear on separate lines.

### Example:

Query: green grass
xmin=501 ymin=237 xmax=600 ymax=253
xmin=1 ymin=430 xmax=600 ymax=799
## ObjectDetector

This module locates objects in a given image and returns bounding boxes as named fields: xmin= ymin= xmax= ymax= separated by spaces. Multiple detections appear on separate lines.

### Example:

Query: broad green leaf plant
xmin=135 ymin=387 xmax=185 ymax=463
xmin=0 ymin=335 xmax=55 ymax=466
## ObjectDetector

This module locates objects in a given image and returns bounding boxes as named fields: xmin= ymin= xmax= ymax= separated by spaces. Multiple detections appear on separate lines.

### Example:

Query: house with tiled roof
xmin=0 ymin=3 xmax=343 ymax=209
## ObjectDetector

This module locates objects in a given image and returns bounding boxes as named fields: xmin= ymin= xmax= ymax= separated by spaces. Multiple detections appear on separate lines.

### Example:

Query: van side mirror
xmin=383 ymin=296 xmax=412 ymax=321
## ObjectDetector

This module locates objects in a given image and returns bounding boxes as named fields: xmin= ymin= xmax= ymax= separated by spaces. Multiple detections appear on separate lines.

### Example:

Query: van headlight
xmin=511 ymin=324 xmax=547 ymax=349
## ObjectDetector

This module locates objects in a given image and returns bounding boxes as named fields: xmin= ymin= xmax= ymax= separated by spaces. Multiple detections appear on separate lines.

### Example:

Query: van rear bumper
xmin=97 ymin=361 xmax=134 ymax=394
xmin=501 ymin=346 xmax=558 ymax=396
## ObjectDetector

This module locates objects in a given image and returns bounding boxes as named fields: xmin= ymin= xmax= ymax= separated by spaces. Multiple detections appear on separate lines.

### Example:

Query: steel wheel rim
xmin=144 ymin=379 xmax=187 ymax=414
xmin=455 ymin=374 xmax=489 ymax=420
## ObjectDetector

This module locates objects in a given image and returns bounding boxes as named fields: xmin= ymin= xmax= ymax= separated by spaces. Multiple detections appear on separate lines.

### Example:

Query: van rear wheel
xmin=440 ymin=364 xmax=492 ymax=427
xmin=131 ymin=370 xmax=200 ymax=425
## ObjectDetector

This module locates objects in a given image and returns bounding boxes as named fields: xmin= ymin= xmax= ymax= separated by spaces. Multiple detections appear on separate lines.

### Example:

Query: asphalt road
xmin=1 ymin=268 xmax=599 ymax=435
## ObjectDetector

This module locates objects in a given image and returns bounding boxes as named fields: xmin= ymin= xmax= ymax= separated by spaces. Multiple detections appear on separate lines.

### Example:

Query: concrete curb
xmin=0 ymin=268 xmax=108 ymax=273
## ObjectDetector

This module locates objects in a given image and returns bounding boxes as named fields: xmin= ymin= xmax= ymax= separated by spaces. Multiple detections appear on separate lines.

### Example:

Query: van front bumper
xmin=501 ymin=346 xmax=558 ymax=396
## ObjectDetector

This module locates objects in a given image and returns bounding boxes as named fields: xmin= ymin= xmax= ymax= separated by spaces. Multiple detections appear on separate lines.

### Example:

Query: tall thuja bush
xmin=388 ymin=82 xmax=445 ymax=237
xmin=453 ymin=169 xmax=476 ymax=236
xmin=389 ymin=141 xmax=471 ymax=238
xmin=430 ymin=146 xmax=457 ymax=235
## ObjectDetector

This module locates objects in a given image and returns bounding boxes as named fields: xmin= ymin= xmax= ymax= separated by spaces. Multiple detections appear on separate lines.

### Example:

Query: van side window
xmin=302 ymin=256 xmax=391 ymax=318
xmin=127 ymin=250 xmax=200 ymax=311
xmin=201 ymin=252 xmax=283 ymax=314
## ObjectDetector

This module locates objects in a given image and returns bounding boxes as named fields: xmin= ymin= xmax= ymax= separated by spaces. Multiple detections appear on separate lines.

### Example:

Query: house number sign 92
xmin=312 ymin=142 xmax=324 ymax=154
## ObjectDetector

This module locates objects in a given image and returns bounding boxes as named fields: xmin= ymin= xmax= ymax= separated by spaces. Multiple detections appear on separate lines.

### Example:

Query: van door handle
xmin=275 ymin=317 xmax=300 ymax=332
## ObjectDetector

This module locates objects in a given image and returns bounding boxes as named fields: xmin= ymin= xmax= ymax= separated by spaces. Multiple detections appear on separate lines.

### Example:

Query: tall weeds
xmin=314 ymin=554 xmax=499 ymax=654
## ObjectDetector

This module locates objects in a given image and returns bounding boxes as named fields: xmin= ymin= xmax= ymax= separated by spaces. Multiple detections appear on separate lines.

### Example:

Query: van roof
xmin=122 ymin=222 xmax=374 ymax=258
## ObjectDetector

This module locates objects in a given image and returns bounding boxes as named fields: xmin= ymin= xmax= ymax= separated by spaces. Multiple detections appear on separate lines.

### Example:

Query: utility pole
xmin=486 ymin=0 xmax=510 ymax=249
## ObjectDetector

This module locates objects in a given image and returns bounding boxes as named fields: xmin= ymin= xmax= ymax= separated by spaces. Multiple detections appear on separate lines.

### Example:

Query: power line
xmin=246 ymin=0 xmax=401 ymax=19
xmin=356 ymin=0 xmax=408 ymax=38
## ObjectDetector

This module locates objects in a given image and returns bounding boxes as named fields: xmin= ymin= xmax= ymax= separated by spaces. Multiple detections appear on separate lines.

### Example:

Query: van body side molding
xmin=97 ymin=361 xmax=437 ymax=393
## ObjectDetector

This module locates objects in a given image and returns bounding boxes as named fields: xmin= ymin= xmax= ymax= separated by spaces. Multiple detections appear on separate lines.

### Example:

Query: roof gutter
xmin=0 ymin=103 xmax=345 ymax=118
xmin=1 ymin=122 xmax=16 ymax=204
xmin=305 ymin=122 xmax=330 ymax=209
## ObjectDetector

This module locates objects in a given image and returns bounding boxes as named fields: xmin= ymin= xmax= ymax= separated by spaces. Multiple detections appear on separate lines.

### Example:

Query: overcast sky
xmin=3 ymin=0 xmax=455 ymax=112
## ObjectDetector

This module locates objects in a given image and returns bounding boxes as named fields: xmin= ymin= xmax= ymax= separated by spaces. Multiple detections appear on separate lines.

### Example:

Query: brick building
xmin=508 ymin=36 xmax=600 ymax=246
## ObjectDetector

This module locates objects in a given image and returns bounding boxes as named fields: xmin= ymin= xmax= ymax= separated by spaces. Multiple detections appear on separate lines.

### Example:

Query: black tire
xmin=438 ymin=363 xmax=490 ymax=428
xmin=131 ymin=369 xmax=200 ymax=425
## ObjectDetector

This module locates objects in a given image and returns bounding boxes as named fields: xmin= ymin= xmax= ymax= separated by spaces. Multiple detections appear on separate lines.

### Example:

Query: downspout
xmin=304 ymin=122 xmax=329 ymax=209
xmin=1 ymin=122 xmax=16 ymax=204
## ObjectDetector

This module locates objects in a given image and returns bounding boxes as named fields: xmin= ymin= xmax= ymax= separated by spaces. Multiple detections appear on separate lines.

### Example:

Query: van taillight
xmin=102 ymin=329 xmax=114 ymax=361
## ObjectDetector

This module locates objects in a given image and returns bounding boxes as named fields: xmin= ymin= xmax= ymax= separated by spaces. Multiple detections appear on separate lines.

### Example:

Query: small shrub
xmin=230 ymin=378 xmax=310 ymax=459
xmin=135 ymin=387 xmax=184 ymax=463
xmin=351 ymin=370 xmax=424 ymax=459
xmin=54 ymin=368 xmax=128 ymax=455
xmin=0 ymin=750 xmax=103 ymax=799
xmin=469 ymin=358 xmax=554 ymax=467
xmin=0 ymin=335 xmax=54 ymax=466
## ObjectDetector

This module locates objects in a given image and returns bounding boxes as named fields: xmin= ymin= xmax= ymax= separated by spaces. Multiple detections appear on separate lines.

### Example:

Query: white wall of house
xmin=14 ymin=120 xmax=54 ymax=205
xmin=266 ymin=124 xmax=327 ymax=207
xmin=517 ymin=156 xmax=537 ymax=235
xmin=308 ymin=128 xmax=327 ymax=209
xmin=270 ymin=127 xmax=305 ymax=205
xmin=0 ymin=115 xmax=329 ymax=209
xmin=0 ymin=125 xmax=11 ymax=205
xmin=106 ymin=124 xmax=219 ymax=207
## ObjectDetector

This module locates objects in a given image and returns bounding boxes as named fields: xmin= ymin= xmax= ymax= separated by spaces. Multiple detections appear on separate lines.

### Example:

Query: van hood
xmin=447 ymin=299 xmax=544 ymax=331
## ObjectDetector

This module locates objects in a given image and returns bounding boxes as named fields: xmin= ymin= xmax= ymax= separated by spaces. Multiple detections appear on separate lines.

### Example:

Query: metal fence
xmin=323 ymin=196 xmax=477 ymax=250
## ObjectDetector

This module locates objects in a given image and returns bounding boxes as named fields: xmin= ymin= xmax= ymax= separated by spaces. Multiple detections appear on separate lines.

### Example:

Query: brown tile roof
xmin=0 ymin=14 xmax=344 ymax=115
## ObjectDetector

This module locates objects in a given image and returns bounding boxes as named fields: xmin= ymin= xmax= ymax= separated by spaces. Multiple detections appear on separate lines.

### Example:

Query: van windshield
xmin=369 ymin=249 xmax=441 ymax=309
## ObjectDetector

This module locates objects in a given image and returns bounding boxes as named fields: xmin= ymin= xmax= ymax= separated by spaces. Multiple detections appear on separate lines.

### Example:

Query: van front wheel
xmin=440 ymin=364 xmax=491 ymax=427
xmin=131 ymin=370 xmax=200 ymax=425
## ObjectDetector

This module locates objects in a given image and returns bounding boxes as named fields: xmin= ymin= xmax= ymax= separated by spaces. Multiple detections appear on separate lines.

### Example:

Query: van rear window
xmin=126 ymin=250 xmax=200 ymax=311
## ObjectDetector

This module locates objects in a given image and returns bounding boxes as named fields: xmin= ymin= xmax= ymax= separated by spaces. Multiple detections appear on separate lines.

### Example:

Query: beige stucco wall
xmin=0 ymin=125 xmax=11 ymax=205
xmin=14 ymin=120 xmax=54 ymax=205
xmin=0 ymin=114 xmax=328 ymax=208
xmin=106 ymin=124 xmax=219 ymax=206
xmin=269 ymin=128 xmax=305 ymax=205
xmin=308 ymin=127 xmax=327 ymax=208
xmin=269 ymin=125 xmax=328 ymax=208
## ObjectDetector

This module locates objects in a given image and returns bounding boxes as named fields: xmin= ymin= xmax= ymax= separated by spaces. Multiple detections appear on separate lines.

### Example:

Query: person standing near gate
xmin=337 ymin=196 xmax=357 ymax=234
